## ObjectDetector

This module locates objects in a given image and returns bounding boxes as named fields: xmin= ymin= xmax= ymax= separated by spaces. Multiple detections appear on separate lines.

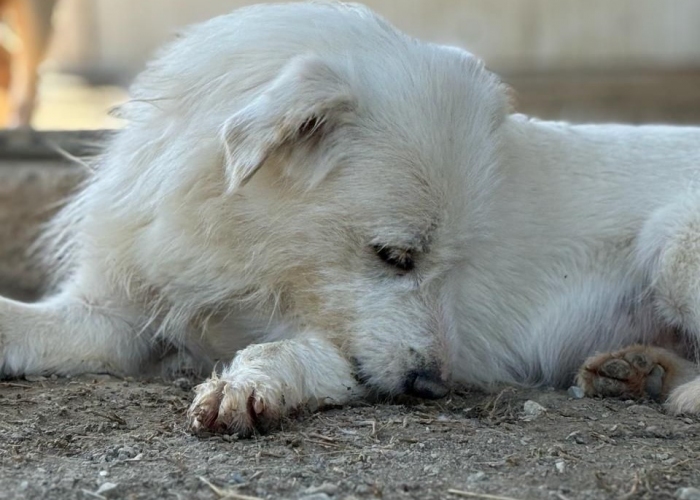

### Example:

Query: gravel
xmin=1 ymin=375 xmax=700 ymax=499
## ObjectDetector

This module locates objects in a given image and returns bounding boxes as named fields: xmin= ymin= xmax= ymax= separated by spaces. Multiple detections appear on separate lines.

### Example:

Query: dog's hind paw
xmin=187 ymin=374 xmax=285 ymax=437
xmin=576 ymin=345 xmax=694 ymax=401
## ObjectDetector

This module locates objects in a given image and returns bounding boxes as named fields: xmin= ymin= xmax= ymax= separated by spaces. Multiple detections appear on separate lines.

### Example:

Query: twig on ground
xmin=85 ymin=410 xmax=127 ymax=426
xmin=619 ymin=471 xmax=641 ymax=500
xmin=198 ymin=477 xmax=262 ymax=500
xmin=0 ymin=382 xmax=32 ymax=388
xmin=447 ymin=489 xmax=521 ymax=500
xmin=306 ymin=432 xmax=337 ymax=442
xmin=488 ymin=387 xmax=515 ymax=420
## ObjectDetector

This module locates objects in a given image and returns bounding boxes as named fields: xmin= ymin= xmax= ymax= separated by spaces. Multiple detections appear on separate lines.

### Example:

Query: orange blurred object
xmin=0 ymin=0 xmax=58 ymax=128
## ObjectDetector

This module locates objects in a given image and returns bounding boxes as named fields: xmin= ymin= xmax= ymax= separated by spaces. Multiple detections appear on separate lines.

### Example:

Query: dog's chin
xmin=351 ymin=358 xmax=450 ymax=402
xmin=359 ymin=384 xmax=450 ymax=405
xmin=351 ymin=357 xmax=398 ymax=400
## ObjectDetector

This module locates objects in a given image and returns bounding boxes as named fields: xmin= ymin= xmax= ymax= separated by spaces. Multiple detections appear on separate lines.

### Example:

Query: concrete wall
xmin=48 ymin=0 xmax=700 ymax=84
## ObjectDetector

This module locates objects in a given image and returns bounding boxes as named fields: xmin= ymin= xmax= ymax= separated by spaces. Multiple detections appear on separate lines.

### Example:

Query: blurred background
xmin=1 ymin=0 xmax=700 ymax=129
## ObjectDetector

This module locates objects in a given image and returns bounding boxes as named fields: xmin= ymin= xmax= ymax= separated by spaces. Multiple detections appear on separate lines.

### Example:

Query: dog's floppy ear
xmin=221 ymin=55 xmax=356 ymax=192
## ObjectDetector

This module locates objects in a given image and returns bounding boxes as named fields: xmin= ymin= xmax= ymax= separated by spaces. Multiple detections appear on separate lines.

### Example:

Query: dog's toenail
xmin=644 ymin=365 xmax=665 ymax=401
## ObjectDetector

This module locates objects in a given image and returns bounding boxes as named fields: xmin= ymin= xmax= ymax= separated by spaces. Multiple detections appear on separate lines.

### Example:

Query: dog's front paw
xmin=187 ymin=374 xmax=285 ymax=436
xmin=576 ymin=345 xmax=690 ymax=401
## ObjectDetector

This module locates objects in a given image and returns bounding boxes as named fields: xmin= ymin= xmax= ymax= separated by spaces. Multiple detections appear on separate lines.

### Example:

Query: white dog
xmin=1 ymin=2 xmax=700 ymax=436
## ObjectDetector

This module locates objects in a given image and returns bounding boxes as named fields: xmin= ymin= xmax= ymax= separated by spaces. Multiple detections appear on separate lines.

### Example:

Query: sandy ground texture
xmin=1 ymin=376 xmax=700 ymax=500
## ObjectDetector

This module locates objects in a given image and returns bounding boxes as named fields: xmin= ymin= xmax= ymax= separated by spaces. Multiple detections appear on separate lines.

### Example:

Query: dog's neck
xmin=495 ymin=114 xmax=700 ymax=241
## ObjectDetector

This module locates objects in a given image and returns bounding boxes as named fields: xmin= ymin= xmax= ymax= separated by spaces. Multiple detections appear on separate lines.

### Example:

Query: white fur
xmin=1 ymin=2 xmax=700 ymax=434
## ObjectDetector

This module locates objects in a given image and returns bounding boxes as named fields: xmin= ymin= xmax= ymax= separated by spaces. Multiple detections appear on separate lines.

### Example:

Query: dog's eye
xmin=372 ymin=245 xmax=415 ymax=272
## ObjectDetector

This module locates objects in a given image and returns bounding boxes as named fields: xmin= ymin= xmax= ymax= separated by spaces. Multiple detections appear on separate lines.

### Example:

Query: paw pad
xmin=577 ymin=346 xmax=670 ymax=401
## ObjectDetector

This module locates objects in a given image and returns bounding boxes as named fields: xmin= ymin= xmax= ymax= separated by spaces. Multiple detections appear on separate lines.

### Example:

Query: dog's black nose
xmin=404 ymin=368 xmax=449 ymax=399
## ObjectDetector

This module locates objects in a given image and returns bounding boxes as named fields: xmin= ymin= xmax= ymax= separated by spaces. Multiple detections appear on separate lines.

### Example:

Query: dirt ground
xmin=1 ymin=376 xmax=700 ymax=500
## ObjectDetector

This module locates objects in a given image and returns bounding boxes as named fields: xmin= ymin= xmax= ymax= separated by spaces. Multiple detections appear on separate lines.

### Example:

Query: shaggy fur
xmin=2 ymin=2 xmax=700 ymax=435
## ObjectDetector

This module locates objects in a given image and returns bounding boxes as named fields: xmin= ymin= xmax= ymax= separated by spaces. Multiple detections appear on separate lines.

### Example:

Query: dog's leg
xmin=579 ymin=196 xmax=700 ymax=411
xmin=187 ymin=334 xmax=362 ymax=436
xmin=0 ymin=285 xmax=152 ymax=377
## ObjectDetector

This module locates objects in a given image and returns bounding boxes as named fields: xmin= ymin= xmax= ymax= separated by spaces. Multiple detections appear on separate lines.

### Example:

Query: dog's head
xmin=218 ymin=41 xmax=508 ymax=398
xmin=144 ymin=4 xmax=510 ymax=398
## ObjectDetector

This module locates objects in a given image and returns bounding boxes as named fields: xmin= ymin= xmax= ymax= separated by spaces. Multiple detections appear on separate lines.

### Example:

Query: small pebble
xmin=567 ymin=386 xmax=585 ymax=399
xmin=467 ymin=471 xmax=486 ymax=483
xmin=522 ymin=400 xmax=547 ymax=420
xmin=117 ymin=446 xmax=136 ymax=460
xmin=354 ymin=484 xmax=371 ymax=494
xmin=676 ymin=487 xmax=700 ymax=500
xmin=95 ymin=482 xmax=120 ymax=498
xmin=229 ymin=472 xmax=245 ymax=484
xmin=99 ymin=470 xmax=109 ymax=477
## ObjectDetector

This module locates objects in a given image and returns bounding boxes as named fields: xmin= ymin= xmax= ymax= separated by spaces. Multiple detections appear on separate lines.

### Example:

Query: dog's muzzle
xmin=403 ymin=367 xmax=449 ymax=399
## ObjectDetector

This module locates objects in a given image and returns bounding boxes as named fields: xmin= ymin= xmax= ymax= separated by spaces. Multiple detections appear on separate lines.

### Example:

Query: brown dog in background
xmin=0 ymin=0 xmax=58 ymax=127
